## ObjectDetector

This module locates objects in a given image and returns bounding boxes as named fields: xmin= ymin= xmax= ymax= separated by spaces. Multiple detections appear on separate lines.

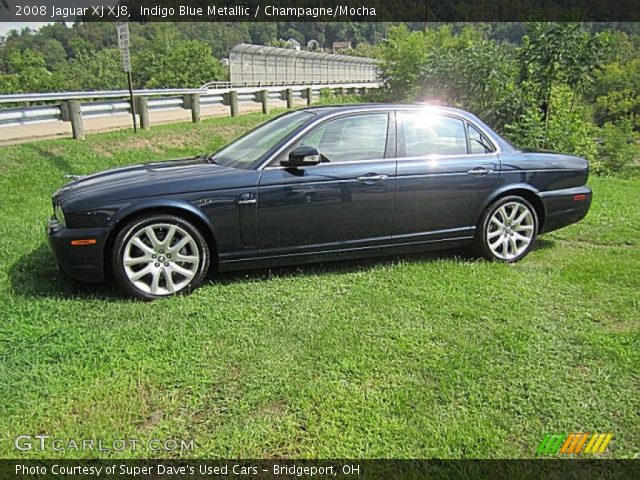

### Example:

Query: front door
xmin=257 ymin=112 xmax=395 ymax=256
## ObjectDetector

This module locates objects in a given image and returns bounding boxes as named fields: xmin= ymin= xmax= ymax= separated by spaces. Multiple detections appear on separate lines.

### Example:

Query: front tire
xmin=475 ymin=196 xmax=538 ymax=263
xmin=112 ymin=214 xmax=210 ymax=299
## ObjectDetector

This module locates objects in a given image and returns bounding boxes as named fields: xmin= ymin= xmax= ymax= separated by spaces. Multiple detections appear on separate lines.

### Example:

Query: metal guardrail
xmin=0 ymin=88 xmax=207 ymax=104
xmin=0 ymin=82 xmax=379 ymax=128
xmin=0 ymin=82 xmax=380 ymax=138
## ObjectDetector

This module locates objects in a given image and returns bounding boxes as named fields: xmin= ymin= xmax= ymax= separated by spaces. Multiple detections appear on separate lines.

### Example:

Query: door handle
xmin=467 ymin=167 xmax=492 ymax=176
xmin=356 ymin=174 xmax=388 ymax=183
xmin=238 ymin=193 xmax=257 ymax=205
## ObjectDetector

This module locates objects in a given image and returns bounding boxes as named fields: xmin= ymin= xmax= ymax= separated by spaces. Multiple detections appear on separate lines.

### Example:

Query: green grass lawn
xmin=0 ymin=112 xmax=638 ymax=459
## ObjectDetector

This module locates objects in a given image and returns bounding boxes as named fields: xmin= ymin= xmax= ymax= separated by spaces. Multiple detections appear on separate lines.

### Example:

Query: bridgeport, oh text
xmin=16 ymin=464 xmax=359 ymax=476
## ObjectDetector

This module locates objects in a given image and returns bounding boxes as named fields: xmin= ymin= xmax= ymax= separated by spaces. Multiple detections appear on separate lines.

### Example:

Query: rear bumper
xmin=539 ymin=186 xmax=592 ymax=234
xmin=46 ymin=218 xmax=109 ymax=282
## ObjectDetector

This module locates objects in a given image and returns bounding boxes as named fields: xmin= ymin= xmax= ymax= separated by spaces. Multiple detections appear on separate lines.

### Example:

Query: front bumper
xmin=539 ymin=186 xmax=592 ymax=234
xmin=46 ymin=218 xmax=110 ymax=282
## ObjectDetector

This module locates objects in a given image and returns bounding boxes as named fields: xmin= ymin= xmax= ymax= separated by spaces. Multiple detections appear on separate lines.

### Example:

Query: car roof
xmin=301 ymin=103 xmax=472 ymax=118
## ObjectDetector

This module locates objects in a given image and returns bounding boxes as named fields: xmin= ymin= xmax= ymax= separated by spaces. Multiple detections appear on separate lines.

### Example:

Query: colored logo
xmin=536 ymin=433 xmax=613 ymax=455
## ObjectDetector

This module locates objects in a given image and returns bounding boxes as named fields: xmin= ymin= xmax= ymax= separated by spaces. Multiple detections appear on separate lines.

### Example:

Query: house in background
xmin=332 ymin=41 xmax=352 ymax=53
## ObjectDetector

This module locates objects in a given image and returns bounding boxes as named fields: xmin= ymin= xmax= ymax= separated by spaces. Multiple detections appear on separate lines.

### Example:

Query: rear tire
xmin=475 ymin=195 xmax=538 ymax=263
xmin=112 ymin=214 xmax=210 ymax=300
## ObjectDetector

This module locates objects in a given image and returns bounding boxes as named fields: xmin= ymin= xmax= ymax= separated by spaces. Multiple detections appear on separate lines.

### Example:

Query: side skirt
xmin=217 ymin=235 xmax=475 ymax=272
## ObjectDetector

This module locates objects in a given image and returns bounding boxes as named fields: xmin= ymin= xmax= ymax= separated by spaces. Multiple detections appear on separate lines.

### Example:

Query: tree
xmin=377 ymin=25 xmax=429 ymax=100
xmin=65 ymin=49 xmax=126 ymax=91
xmin=176 ymin=23 xmax=251 ymax=58
xmin=505 ymin=85 xmax=599 ymax=166
xmin=1 ymin=49 xmax=65 ymax=93
xmin=41 ymin=39 xmax=67 ymax=71
xmin=517 ymin=23 xmax=605 ymax=126
xmin=377 ymin=25 xmax=519 ymax=129
xmin=250 ymin=23 xmax=278 ymax=46
xmin=135 ymin=40 xmax=227 ymax=89
xmin=586 ymin=31 xmax=640 ymax=129
xmin=342 ymin=42 xmax=378 ymax=58
xmin=68 ymin=37 xmax=96 ymax=58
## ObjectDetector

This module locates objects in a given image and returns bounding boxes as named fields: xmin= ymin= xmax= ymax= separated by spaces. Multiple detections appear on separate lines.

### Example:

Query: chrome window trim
xmin=263 ymin=157 xmax=394 ymax=170
xmin=395 ymin=152 xmax=499 ymax=162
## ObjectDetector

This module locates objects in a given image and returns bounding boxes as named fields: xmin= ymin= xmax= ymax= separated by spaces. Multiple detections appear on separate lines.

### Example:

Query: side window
xmin=468 ymin=123 xmax=495 ymax=154
xmin=298 ymin=113 xmax=389 ymax=163
xmin=399 ymin=113 xmax=467 ymax=157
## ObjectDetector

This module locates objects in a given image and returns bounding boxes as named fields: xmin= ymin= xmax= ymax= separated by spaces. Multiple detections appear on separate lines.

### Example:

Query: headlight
xmin=54 ymin=204 xmax=67 ymax=227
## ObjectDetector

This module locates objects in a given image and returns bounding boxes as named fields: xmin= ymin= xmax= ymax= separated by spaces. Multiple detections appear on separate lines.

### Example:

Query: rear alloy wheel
xmin=476 ymin=196 xmax=538 ymax=262
xmin=113 ymin=214 xmax=210 ymax=299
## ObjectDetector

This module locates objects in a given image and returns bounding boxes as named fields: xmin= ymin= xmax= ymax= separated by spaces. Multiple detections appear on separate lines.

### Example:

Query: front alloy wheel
xmin=113 ymin=214 xmax=210 ymax=299
xmin=477 ymin=196 xmax=539 ymax=262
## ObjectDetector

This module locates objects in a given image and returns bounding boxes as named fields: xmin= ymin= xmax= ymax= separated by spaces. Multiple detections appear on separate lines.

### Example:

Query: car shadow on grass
xmin=533 ymin=238 xmax=555 ymax=251
xmin=208 ymin=238 xmax=558 ymax=286
xmin=206 ymin=248 xmax=479 ymax=286
xmin=8 ymin=244 xmax=124 ymax=301
xmin=9 ymin=239 xmax=557 ymax=299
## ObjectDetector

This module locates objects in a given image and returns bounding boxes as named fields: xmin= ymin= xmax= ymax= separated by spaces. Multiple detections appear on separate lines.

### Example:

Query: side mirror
xmin=281 ymin=146 xmax=321 ymax=167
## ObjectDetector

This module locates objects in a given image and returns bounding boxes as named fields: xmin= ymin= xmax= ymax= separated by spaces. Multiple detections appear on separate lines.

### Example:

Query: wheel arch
xmin=103 ymin=201 xmax=219 ymax=278
xmin=477 ymin=185 xmax=546 ymax=233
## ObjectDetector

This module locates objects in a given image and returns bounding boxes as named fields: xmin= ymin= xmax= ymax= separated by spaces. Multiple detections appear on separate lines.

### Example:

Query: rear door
xmin=393 ymin=110 xmax=500 ymax=240
xmin=257 ymin=111 xmax=396 ymax=255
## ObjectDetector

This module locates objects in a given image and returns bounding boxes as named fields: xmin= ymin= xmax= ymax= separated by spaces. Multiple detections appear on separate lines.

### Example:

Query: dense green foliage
xmin=377 ymin=23 xmax=640 ymax=174
xmin=7 ymin=21 xmax=634 ymax=93
xmin=0 ymin=23 xmax=231 ymax=91
xmin=0 ymin=115 xmax=638 ymax=458
xmin=2 ymin=22 xmax=638 ymax=174
xmin=0 ymin=22 xmax=394 ymax=92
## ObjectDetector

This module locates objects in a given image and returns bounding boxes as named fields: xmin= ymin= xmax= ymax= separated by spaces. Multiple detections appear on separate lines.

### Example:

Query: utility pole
xmin=117 ymin=21 xmax=137 ymax=133
xmin=424 ymin=0 xmax=428 ymax=31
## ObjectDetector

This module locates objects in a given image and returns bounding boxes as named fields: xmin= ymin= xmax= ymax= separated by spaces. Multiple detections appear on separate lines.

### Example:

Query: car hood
xmin=54 ymin=156 xmax=244 ymax=205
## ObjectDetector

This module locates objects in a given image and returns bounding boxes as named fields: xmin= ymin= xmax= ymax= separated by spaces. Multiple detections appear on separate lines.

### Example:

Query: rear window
xmin=399 ymin=112 xmax=467 ymax=157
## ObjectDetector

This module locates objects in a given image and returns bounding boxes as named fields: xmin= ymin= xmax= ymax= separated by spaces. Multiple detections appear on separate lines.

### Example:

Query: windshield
xmin=211 ymin=110 xmax=315 ymax=168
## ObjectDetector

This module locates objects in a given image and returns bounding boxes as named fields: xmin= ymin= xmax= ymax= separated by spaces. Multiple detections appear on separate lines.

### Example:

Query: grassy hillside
xmin=0 ymin=113 xmax=638 ymax=458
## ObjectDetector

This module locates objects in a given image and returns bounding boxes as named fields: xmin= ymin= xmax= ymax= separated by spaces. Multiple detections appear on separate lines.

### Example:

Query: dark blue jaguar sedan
xmin=48 ymin=104 xmax=592 ymax=299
